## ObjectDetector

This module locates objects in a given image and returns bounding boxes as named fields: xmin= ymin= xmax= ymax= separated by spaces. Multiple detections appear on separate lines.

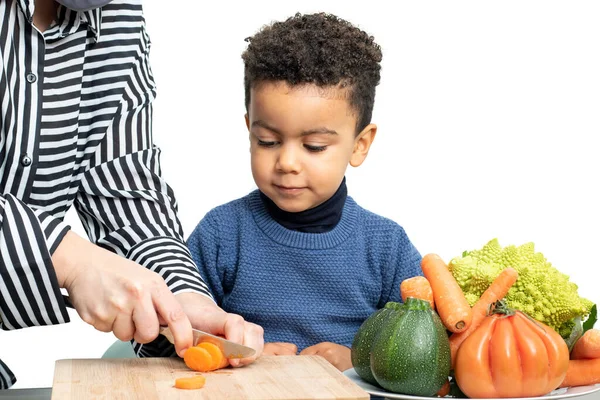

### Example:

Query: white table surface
xmin=1 ymin=388 xmax=600 ymax=400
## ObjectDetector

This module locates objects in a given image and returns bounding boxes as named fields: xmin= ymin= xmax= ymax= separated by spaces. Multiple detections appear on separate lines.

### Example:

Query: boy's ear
xmin=350 ymin=123 xmax=377 ymax=167
xmin=245 ymin=114 xmax=250 ymax=130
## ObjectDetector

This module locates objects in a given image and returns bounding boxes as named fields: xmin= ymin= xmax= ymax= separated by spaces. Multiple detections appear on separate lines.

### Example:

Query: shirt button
xmin=26 ymin=72 xmax=37 ymax=83
xmin=21 ymin=155 xmax=32 ymax=167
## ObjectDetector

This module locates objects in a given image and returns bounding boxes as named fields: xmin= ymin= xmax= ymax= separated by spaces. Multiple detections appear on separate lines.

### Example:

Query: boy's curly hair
xmin=242 ymin=12 xmax=382 ymax=134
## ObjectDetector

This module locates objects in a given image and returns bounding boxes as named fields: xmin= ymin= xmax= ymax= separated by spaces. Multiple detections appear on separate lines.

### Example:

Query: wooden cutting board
xmin=51 ymin=355 xmax=369 ymax=400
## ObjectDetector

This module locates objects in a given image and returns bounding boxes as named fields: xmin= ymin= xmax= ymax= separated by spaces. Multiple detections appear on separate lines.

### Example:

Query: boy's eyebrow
xmin=300 ymin=127 xmax=338 ymax=136
xmin=252 ymin=120 xmax=338 ymax=136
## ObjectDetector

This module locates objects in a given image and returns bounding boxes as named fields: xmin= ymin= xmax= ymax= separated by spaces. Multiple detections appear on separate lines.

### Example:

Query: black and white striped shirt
xmin=0 ymin=0 xmax=211 ymax=388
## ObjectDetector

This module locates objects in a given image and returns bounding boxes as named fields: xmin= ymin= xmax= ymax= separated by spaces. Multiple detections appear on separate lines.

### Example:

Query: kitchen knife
xmin=159 ymin=326 xmax=255 ymax=359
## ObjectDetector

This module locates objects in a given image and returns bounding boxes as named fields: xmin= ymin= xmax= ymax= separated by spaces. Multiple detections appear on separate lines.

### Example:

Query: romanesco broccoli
xmin=448 ymin=238 xmax=594 ymax=339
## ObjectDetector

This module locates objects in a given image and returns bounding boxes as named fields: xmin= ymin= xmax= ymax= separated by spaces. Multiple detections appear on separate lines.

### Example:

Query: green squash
xmin=351 ymin=302 xmax=404 ymax=384
xmin=370 ymin=297 xmax=450 ymax=396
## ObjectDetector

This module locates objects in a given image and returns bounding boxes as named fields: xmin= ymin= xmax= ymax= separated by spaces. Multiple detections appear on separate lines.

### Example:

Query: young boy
xmin=187 ymin=12 xmax=422 ymax=372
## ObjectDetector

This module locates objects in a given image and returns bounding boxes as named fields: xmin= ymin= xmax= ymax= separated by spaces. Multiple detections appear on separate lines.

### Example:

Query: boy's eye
xmin=257 ymin=139 xmax=278 ymax=147
xmin=304 ymin=144 xmax=327 ymax=152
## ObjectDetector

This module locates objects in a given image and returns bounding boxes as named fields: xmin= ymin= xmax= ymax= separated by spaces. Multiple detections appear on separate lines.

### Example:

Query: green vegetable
xmin=565 ymin=316 xmax=583 ymax=352
xmin=567 ymin=304 xmax=600 ymax=351
xmin=351 ymin=302 xmax=404 ymax=385
xmin=449 ymin=238 xmax=594 ymax=339
xmin=583 ymin=304 xmax=597 ymax=333
xmin=369 ymin=297 xmax=450 ymax=396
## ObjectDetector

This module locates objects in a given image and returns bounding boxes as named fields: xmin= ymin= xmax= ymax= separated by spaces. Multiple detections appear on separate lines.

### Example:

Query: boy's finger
xmin=299 ymin=345 xmax=318 ymax=355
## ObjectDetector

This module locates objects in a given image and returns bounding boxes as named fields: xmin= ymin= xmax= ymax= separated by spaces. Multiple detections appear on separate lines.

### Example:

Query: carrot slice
xmin=197 ymin=341 xmax=226 ymax=370
xmin=449 ymin=267 xmax=518 ymax=367
xmin=421 ymin=253 xmax=472 ymax=333
xmin=571 ymin=329 xmax=600 ymax=360
xmin=183 ymin=346 xmax=213 ymax=372
xmin=174 ymin=375 xmax=206 ymax=390
xmin=400 ymin=276 xmax=435 ymax=309
xmin=216 ymin=355 xmax=230 ymax=369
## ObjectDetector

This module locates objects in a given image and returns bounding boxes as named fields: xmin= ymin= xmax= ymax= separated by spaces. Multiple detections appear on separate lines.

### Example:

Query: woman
xmin=0 ymin=0 xmax=263 ymax=388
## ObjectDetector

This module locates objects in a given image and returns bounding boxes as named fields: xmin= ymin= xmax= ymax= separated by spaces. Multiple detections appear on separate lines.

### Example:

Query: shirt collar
xmin=18 ymin=0 xmax=102 ymax=43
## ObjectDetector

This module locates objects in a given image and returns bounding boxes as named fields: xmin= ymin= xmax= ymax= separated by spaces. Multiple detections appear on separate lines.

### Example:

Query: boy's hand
xmin=299 ymin=342 xmax=352 ymax=371
xmin=263 ymin=342 xmax=298 ymax=356
xmin=175 ymin=292 xmax=264 ymax=367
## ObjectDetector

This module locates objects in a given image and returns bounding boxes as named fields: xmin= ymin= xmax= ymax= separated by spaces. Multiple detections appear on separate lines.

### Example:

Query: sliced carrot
xmin=421 ymin=254 xmax=472 ymax=333
xmin=400 ymin=276 xmax=435 ymax=309
xmin=197 ymin=341 xmax=226 ymax=370
xmin=449 ymin=267 xmax=518 ymax=367
xmin=559 ymin=358 xmax=600 ymax=388
xmin=436 ymin=378 xmax=450 ymax=397
xmin=183 ymin=346 xmax=214 ymax=372
xmin=174 ymin=375 xmax=206 ymax=390
xmin=571 ymin=329 xmax=600 ymax=360
xmin=217 ymin=354 xmax=230 ymax=369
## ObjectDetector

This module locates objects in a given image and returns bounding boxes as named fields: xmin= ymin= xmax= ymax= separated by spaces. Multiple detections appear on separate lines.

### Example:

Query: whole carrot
xmin=400 ymin=276 xmax=435 ymax=309
xmin=421 ymin=254 xmax=472 ymax=333
xmin=571 ymin=329 xmax=600 ymax=360
xmin=559 ymin=358 xmax=600 ymax=388
xmin=449 ymin=267 xmax=518 ymax=367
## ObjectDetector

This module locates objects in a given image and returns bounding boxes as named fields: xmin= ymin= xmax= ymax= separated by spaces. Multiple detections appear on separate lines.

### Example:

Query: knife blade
xmin=62 ymin=295 xmax=255 ymax=359
xmin=159 ymin=326 xmax=255 ymax=359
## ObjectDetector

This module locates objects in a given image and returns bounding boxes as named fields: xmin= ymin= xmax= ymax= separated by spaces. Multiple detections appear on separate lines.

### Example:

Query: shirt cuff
xmin=0 ymin=195 xmax=70 ymax=330
xmin=126 ymin=236 xmax=214 ymax=299
xmin=33 ymin=208 xmax=71 ymax=255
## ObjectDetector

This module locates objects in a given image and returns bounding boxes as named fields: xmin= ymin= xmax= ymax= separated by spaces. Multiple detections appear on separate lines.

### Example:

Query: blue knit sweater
xmin=187 ymin=190 xmax=423 ymax=351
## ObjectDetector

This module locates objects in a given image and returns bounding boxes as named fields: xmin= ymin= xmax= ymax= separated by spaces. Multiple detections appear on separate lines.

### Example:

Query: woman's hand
xmin=300 ymin=342 xmax=352 ymax=371
xmin=53 ymin=231 xmax=194 ymax=356
xmin=175 ymin=292 xmax=264 ymax=367
xmin=53 ymin=231 xmax=265 ymax=364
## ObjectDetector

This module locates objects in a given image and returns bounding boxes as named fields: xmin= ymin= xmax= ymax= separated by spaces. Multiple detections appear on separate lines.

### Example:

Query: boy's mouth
xmin=274 ymin=184 xmax=306 ymax=195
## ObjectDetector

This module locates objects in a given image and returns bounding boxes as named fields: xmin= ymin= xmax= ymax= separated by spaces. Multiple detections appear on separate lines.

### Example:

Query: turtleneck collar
xmin=259 ymin=177 xmax=347 ymax=233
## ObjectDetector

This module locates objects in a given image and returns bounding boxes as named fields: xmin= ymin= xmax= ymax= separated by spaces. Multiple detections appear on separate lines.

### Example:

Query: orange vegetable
xmin=571 ymin=329 xmax=600 ymax=360
xmin=400 ymin=276 xmax=434 ymax=309
xmin=559 ymin=358 xmax=600 ymax=388
xmin=421 ymin=253 xmax=472 ymax=333
xmin=436 ymin=378 xmax=450 ymax=397
xmin=184 ymin=346 xmax=214 ymax=372
xmin=454 ymin=301 xmax=569 ymax=398
xmin=449 ymin=267 xmax=518 ymax=367
xmin=174 ymin=375 xmax=206 ymax=390
xmin=197 ymin=341 xmax=229 ymax=370
xmin=184 ymin=341 xmax=229 ymax=372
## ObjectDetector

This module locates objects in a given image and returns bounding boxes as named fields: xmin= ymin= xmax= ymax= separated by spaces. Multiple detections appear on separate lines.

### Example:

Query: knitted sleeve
xmin=186 ymin=212 xmax=225 ymax=305
xmin=379 ymin=226 xmax=423 ymax=307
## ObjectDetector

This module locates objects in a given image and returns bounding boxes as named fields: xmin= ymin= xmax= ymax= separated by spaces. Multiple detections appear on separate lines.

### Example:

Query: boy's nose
xmin=276 ymin=145 xmax=301 ymax=173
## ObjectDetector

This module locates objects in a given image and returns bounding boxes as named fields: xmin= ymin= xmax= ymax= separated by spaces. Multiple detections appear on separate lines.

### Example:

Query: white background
xmin=5 ymin=0 xmax=600 ymax=389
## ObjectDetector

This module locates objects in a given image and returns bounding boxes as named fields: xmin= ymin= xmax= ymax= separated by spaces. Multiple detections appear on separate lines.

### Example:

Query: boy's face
xmin=246 ymin=81 xmax=376 ymax=213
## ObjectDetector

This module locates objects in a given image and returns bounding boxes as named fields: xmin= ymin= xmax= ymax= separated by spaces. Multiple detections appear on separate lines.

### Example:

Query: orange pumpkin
xmin=454 ymin=301 xmax=569 ymax=398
